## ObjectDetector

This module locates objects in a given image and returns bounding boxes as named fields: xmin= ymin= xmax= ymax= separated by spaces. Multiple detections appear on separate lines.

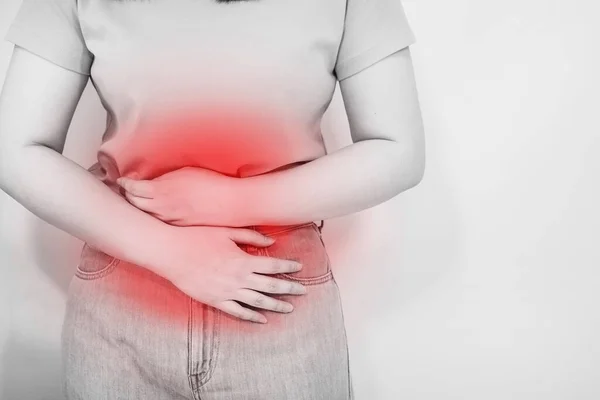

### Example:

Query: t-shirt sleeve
xmin=334 ymin=0 xmax=416 ymax=81
xmin=4 ymin=0 xmax=94 ymax=75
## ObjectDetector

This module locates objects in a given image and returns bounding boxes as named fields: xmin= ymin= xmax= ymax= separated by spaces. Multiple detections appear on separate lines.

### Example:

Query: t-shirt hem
xmin=335 ymin=34 xmax=416 ymax=82
xmin=4 ymin=22 xmax=93 ymax=76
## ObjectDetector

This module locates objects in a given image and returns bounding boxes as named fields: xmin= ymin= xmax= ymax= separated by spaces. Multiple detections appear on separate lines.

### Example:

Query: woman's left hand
xmin=117 ymin=167 xmax=239 ymax=227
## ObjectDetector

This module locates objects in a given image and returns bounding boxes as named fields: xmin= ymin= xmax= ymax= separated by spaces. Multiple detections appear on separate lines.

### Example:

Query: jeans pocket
xmin=75 ymin=243 xmax=120 ymax=281
xmin=260 ymin=223 xmax=333 ymax=285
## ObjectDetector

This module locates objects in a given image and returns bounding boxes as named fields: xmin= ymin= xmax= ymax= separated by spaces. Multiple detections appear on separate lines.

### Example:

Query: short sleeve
xmin=334 ymin=0 xmax=416 ymax=81
xmin=4 ymin=0 xmax=94 ymax=75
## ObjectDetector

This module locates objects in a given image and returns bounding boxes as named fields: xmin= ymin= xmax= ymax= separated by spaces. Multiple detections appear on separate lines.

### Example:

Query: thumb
xmin=116 ymin=177 xmax=155 ymax=199
xmin=227 ymin=228 xmax=275 ymax=247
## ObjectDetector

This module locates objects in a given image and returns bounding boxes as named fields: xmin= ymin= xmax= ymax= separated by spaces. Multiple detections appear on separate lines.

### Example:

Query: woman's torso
xmin=77 ymin=0 xmax=347 ymax=185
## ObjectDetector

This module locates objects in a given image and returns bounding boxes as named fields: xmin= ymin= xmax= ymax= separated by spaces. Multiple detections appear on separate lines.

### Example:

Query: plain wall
xmin=2 ymin=1 xmax=599 ymax=399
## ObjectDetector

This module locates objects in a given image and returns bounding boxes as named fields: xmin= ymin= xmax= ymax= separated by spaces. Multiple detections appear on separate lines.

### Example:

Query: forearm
xmin=236 ymin=139 xmax=425 ymax=226
xmin=0 ymin=144 xmax=169 ymax=274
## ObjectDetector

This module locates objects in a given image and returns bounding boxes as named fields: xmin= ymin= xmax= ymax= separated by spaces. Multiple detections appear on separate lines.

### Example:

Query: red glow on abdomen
xmin=119 ymin=104 xmax=301 ymax=180
xmin=93 ymin=104 xmax=336 ymax=333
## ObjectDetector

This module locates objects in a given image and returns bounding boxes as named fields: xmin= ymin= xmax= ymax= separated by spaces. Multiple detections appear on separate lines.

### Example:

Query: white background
xmin=1 ymin=1 xmax=600 ymax=399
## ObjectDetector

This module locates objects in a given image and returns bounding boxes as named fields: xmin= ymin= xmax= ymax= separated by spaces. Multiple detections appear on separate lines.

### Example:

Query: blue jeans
xmin=61 ymin=222 xmax=354 ymax=399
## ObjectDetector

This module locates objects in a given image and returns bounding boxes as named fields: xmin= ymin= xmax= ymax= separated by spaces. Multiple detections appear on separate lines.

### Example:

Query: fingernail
xmin=284 ymin=304 xmax=294 ymax=312
xmin=258 ymin=316 xmax=268 ymax=324
xmin=264 ymin=236 xmax=275 ymax=243
xmin=294 ymin=263 xmax=303 ymax=271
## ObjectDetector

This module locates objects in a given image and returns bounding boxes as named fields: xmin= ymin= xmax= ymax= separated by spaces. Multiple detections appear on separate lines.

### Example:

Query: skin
xmin=117 ymin=46 xmax=425 ymax=227
xmin=0 ymin=44 xmax=425 ymax=323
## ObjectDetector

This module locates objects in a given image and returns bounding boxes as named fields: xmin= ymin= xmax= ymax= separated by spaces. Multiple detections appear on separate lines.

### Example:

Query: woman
xmin=0 ymin=0 xmax=425 ymax=398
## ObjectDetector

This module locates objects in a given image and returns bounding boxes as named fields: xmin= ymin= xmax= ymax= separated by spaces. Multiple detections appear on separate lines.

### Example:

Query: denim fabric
xmin=61 ymin=222 xmax=354 ymax=400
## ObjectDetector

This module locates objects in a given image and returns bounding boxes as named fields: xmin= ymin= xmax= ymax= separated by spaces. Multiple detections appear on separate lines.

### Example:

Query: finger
xmin=217 ymin=300 xmax=267 ymax=324
xmin=124 ymin=191 xmax=156 ymax=212
xmin=233 ymin=289 xmax=294 ymax=313
xmin=227 ymin=228 xmax=276 ymax=247
xmin=245 ymin=273 xmax=307 ymax=295
xmin=117 ymin=177 xmax=155 ymax=198
xmin=247 ymin=255 xmax=303 ymax=274
xmin=168 ymin=219 xmax=190 ymax=227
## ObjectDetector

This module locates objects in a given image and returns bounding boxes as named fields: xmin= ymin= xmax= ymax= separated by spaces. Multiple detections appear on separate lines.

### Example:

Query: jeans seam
xmin=277 ymin=231 xmax=333 ymax=285
xmin=332 ymin=275 xmax=353 ymax=399
xmin=198 ymin=308 xmax=220 ymax=387
xmin=74 ymin=257 xmax=120 ymax=280
xmin=260 ymin=222 xmax=316 ymax=237
xmin=276 ymin=271 xmax=333 ymax=285
xmin=189 ymin=303 xmax=220 ymax=397
xmin=187 ymin=297 xmax=196 ymax=399
xmin=259 ymin=228 xmax=334 ymax=285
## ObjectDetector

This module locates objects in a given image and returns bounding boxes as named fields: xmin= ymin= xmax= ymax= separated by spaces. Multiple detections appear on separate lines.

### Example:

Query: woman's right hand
xmin=154 ymin=225 xmax=307 ymax=324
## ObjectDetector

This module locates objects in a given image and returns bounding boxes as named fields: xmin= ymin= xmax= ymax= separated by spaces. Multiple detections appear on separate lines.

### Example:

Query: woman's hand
xmin=153 ymin=224 xmax=307 ymax=324
xmin=117 ymin=167 xmax=238 ymax=227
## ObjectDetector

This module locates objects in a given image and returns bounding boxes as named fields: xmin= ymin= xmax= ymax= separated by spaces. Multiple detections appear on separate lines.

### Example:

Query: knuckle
xmin=232 ymin=311 xmax=244 ymax=319
xmin=286 ymin=281 xmax=296 ymax=294
xmin=241 ymin=229 xmax=256 ymax=236
xmin=289 ymin=261 xmax=301 ymax=271
xmin=233 ymin=229 xmax=250 ymax=239
xmin=241 ymin=314 xmax=254 ymax=322
xmin=227 ymin=308 xmax=244 ymax=319
xmin=221 ymin=227 xmax=233 ymax=235
xmin=266 ymin=280 xmax=279 ymax=292
xmin=137 ymin=185 xmax=149 ymax=196
xmin=261 ymin=234 xmax=274 ymax=243
xmin=295 ymin=283 xmax=306 ymax=294
xmin=253 ymin=295 xmax=265 ymax=307
xmin=222 ymin=307 xmax=241 ymax=319
xmin=126 ymin=193 xmax=137 ymax=203
xmin=233 ymin=272 xmax=247 ymax=287
xmin=272 ymin=260 xmax=284 ymax=273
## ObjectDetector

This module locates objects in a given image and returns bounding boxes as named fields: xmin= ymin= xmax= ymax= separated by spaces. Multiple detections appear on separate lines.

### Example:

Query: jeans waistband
xmin=249 ymin=220 xmax=324 ymax=236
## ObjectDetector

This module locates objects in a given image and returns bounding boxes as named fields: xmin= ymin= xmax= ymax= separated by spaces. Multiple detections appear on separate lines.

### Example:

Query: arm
xmin=119 ymin=47 xmax=425 ymax=227
xmin=240 ymin=48 xmax=425 ymax=226
xmin=0 ymin=46 xmax=169 ymax=274
xmin=0 ymin=47 xmax=312 ymax=323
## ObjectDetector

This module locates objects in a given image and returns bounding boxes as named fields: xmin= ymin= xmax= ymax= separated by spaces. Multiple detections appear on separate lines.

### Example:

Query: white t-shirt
xmin=5 ymin=0 xmax=416 ymax=185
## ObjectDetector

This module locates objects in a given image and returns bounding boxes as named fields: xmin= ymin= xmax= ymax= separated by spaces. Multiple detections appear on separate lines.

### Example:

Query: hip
xmin=62 ymin=221 xmax=353 ymax=399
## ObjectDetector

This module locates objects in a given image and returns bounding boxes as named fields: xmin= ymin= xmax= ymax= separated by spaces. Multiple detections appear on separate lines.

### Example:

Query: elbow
xmin=412 ymin=146 xmax=426 ymax=187
xmin=0 ymin=142 xmax=32 ymax=191
xmin=0 ymin=146 xmax=12 ymax=190
xmin=0 ymin=149 xmax=17 ymax=192
xmin=406 ymin=155 xmax=425 ymax=190
xmin=399 ymin=137 xmax=426 ymax=191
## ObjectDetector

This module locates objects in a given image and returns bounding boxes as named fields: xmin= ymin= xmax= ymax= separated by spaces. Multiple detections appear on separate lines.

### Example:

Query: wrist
xmin=123 ymin=218 xmax=174 ymax=276
xmin=233 ymin=177 xmax=261 ymax=227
